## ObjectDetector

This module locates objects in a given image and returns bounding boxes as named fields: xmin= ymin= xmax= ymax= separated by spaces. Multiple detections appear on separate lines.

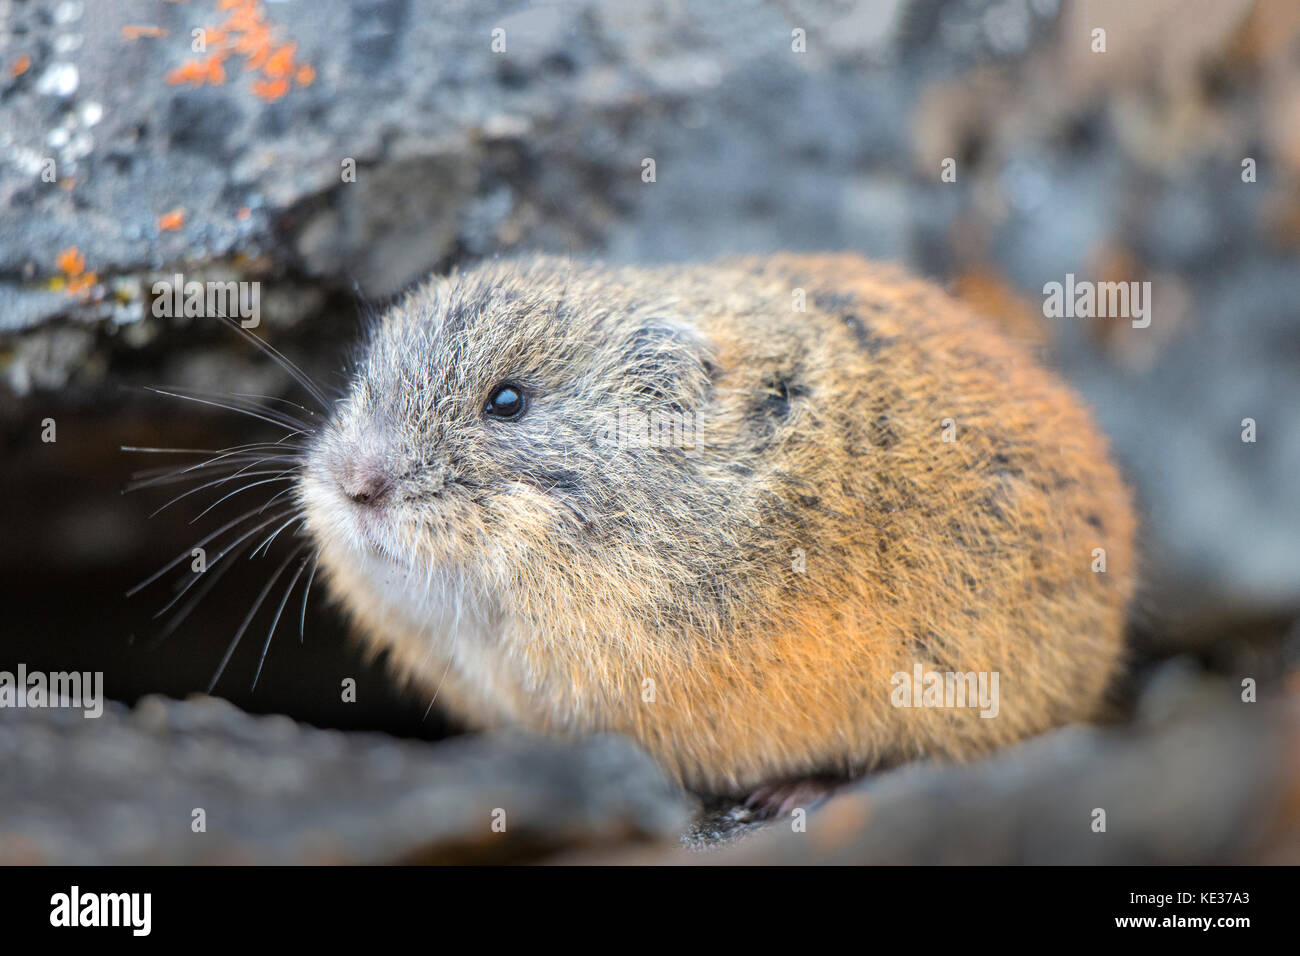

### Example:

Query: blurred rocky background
xmin=1 ymin=0 xmax=1298 ymax=862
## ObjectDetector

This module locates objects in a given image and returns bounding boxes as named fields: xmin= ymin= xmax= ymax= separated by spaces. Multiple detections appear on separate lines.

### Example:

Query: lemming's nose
xmin=339 ymin=457 xmax=391 ymax=506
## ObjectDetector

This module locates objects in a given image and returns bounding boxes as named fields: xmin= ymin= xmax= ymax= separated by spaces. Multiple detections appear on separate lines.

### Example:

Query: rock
xmin=0 ymin=695 xmax=692 ymax=864
xmin=589 ymin=686 xmax=1298 ymax=864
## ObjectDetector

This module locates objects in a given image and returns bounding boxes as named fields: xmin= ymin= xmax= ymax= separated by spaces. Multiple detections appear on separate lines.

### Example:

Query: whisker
xmin=187 ymin=473 xmax=298 ymax=523
xmin=123 ymin=436 xmax=306 ymax=460
xmin=255 ymin=484 xmax=300 ymax=514
xmin=422 ymin=653 xmax=456 ymax=722
xmin=129 ymin=442 xmax=303 ymax=480
xmin=151 ymin=508 xmax=299 ymax=617
xmin=227 ymin=391 xmax=318 ymax=418
xmin=127 ymin=504 xmax=297 ymax=597
xmin=123 ymin=445 xmax=243 ymax=455
xmin=208 ymin=542 xmax=309 ymax=693
xmin=250 ymin=513 xmax=306 ymax=559
xmin=126 ymin=322 xmax=328 ymax=690
xmin=127 ymin=456 xmax=301 ymax=493
xmin=148 ymin=469 xmax=294 ymax=518
xmin=147 ymin=527 xmax=264 ymax=648
xmin=298 ymin=555 xmax=319 ymax=643
xmin=217 ymin=315 xmax=330 ymax=411
xmin=124 ymin=440 xmax=304 ymax=480
xmin=129 ymin=461 xmax=247 ymax=489
xmin=144 ymin=387 xmax=307 ymax=433
xmin=130 ymin=457 xmax=263 ymax=482
xmin=154 ymin=385 xmax=314 ymax=431
xmin=252 ymin=549 xmax=313 ymax=690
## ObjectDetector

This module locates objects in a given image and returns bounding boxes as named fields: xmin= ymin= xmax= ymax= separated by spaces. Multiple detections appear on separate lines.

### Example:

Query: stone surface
xmin=700 ymin=706 xmax=1291 ymax=865
xmin=0 ymin=695 xmax=692 ymax=864
xmin=2 ymin=672 xmax=1295 ymax=865
xmin=612 ymin=677 xmax=1300 ymax=864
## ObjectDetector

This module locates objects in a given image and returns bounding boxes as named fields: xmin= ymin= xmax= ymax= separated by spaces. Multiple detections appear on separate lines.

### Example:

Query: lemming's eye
xmin=484 ymin=382 xmax=525 ymax=420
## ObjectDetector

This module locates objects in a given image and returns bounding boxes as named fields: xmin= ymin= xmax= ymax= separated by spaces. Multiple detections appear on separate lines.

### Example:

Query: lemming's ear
xmin=624 ymin=315 xmax=715 ymax=409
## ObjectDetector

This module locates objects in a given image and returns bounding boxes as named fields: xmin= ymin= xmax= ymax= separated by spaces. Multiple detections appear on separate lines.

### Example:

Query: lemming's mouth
xmin=343 ymin=502 xmax=422 ymax=577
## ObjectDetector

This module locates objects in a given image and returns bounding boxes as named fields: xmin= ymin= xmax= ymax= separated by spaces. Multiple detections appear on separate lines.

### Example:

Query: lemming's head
xmin=298 ymin=256 xmax=722 ymax=620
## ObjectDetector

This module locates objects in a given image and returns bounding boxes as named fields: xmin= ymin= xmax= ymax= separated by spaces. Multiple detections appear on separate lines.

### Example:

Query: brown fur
xmin=299 ymin=253 xmax=1136 ymax=796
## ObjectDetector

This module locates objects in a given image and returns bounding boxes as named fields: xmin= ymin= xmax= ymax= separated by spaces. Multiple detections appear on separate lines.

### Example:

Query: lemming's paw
xmin=743 ymin=777 xmax=842 ymax=819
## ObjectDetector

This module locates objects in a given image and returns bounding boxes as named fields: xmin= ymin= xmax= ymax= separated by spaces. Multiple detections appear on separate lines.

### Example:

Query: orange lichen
xmin=56 ymin=246 xmax=98 ymax=295
xmin=236 ymin=206 xmax=252 ymax=220
xmin=157 ymin=208 xmax=186 ymax=231
xmin=162 ymin=0 xmax=313 ymax=101
xmin=240 ymin=39 xmax=272 ymax=72
xmin=165 ymin=60 xmax=204 ymax=86
xmin=122 ymin=25 xmax=169 ymax=40
xmin=11 ymin=53 xmax=30 ymax=77
xmin=251 ymin=77 xmax=288 ymax=100
xmin=263 ymin=42 xmax=296 ymax=78
xmin=56 ymin=247 xmax=85 ymax=277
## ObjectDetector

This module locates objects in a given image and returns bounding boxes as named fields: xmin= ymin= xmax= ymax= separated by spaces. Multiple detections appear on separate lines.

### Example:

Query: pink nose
xmin=338 ymin=457 xmax=391 ymax=506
